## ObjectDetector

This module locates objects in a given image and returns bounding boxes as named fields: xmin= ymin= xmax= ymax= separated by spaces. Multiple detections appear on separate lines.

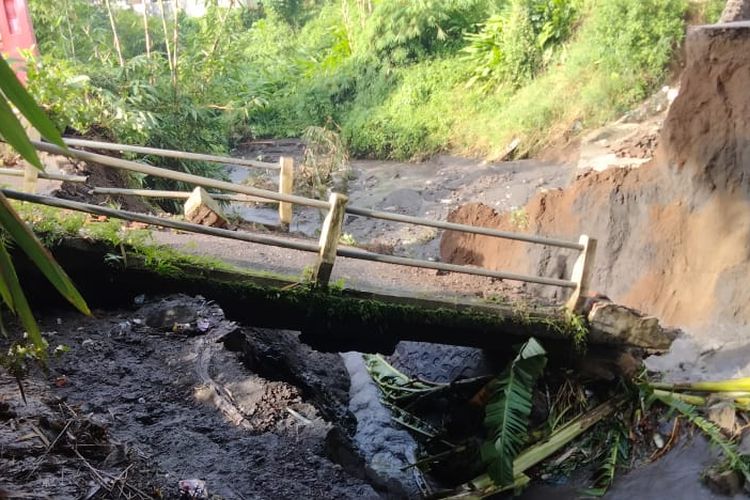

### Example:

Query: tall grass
xmin=337 ymin=0 xmax=689 ymax=159
xmin=28 ymin=0 xmax=706 ymax=163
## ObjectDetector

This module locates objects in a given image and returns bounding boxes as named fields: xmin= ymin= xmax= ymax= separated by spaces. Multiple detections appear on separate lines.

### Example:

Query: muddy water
xmin=520 ymin=437 xmax=745 ymax=500
xmin=341 ymin=353 xmax=422 ymax=498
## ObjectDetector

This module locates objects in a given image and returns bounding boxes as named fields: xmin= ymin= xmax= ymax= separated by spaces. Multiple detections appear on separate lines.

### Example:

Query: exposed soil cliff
xmin=442 ymin=22 xmax=750 ymax=334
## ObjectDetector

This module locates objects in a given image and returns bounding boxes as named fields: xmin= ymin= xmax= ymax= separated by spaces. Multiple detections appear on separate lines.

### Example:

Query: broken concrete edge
xmin=6 ymin=235 xmax=670 ymax=357
xmin=586 ymin=299 xmax=680 ymax=351
xmin=184 ymin=186 xmax=229 ymax=228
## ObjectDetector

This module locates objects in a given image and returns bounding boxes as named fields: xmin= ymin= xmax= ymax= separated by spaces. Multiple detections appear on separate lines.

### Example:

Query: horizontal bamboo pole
xmin=0 ymin=168 xmax=87 ymax=183
xmin=3 ymin=189 xmax=577 ymax=288
xmin=1 ymin=189 xmax=320 ymax=254
xmin=24 ymin=140 xmax=585 ymax=254
xmin=345 ymin=206 xmax=585 ymax=251
xmin=336 ymin=247 xmax=577 ymax=289
xmin=62 ymin=137 xmax=280 ymax=170
xmin=31 ymin=141 xmax=330 ymax=210
xmin=90 ymin=187 xmax=273 ymax=204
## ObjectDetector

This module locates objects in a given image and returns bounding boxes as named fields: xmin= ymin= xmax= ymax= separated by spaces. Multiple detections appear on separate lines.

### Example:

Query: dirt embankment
xmin=442 ymin=22 xmax=750 ymax=334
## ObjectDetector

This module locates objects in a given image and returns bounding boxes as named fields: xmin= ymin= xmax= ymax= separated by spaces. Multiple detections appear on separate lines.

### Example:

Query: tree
xmin=720 ymin=0 xmax=750 ymax=22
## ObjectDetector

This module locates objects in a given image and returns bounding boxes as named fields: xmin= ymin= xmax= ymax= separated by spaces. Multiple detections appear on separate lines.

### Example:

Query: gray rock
xmin=704 ymin=468 xmax=744 ymax=497
xmin=587 ymin=302 xmax=677 ymax=350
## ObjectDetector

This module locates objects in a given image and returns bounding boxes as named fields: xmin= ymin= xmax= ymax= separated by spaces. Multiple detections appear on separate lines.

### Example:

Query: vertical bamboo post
xmin=23 ymin=127 xmax=40 ymax=194
xmin=313 ymin=193 xmax=348 ymax=287
xmin=278 ymin=156 xmax=294 ymax=228
xmin=104 ymin=0 xmax=125 ymax=68
xmin=171 ymin=0 xmax=180 ymax=95
xmin=142 ymin=2 xmax=152 ymax=60
xmin=158 ymin=0 xmax=173 ymax=74
xmin=565 ymin=235 xmax=597 ymax=313
xmin=23 ymin=164 xmax=39 ymax=194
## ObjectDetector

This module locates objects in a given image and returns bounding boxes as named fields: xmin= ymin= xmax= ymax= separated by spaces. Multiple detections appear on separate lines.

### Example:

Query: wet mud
xmin=0 ymin=295 xmax=392 ymax=499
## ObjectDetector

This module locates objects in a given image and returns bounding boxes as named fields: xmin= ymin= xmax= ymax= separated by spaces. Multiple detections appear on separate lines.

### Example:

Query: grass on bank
xmin=26 ymin=0 xmax=727 ymax=165
xmin=11 ymin=202 xmax=300 ymax=282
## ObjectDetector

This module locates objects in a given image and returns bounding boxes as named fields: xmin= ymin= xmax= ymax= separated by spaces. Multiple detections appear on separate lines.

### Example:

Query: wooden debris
xmin=183 ymin=187 xmax=228 ymax=228
xmin=707 ymin=402 xmax=739 ymax=437
xmin=500 ymin=138 xmax=521 ymax=161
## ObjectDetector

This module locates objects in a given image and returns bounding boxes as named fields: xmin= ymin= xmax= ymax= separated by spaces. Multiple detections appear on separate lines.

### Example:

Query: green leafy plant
xmin=650 ymin=390 xmax=750 ymax=482
xmin=27 ymin=0 xmax=693 ymax=164
xmin=360 ymin=0 xmax=489 ymax=65
xmin=0 ymin=56 xmax=90 ymax=375
xmin=510 ymin=207 xmax=529 ymax=229
xmin=339 ymin=232 xmax=358 ymax=246
xmin=583 ymin=424 xmax=629 ymax=496
xmin=450 ymin=398 xmax=621 ymax=498
xmin=463 ymin=0 xmax=580 ymax=91
xmin=482 ymin=337 xmax=548 ymax=486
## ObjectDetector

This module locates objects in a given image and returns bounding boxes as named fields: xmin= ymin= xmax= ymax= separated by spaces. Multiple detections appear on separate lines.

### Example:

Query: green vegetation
xmin=11 ymin=201 xmax=301 ymax=282
xmin=481 ymin=338 xmax=547 ymax=485
xmin=0 ymin=58 xmax=90 ymax=383
xmin=365 ymin=334 xmax=750 ymax=497
xmin=650 ymin=390 xmax=750 ymax=483
xmin=26 ymin=0 xmax=709 ymax=165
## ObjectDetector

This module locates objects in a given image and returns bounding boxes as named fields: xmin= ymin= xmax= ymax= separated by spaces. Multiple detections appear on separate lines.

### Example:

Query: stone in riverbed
xmin=704 ymin=468 xmax=744 ymax=497
xmin=587 ymin=301 xmax=677 ymax=350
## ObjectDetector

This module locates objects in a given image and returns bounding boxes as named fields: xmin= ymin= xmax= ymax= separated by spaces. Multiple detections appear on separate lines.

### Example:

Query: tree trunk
xmin=158 ymin=0 xmax=174 ymax=73
xmin=142 ymin=4 xmax=151 ymax=59
xmin=104 ymin=0 xmax=125 ymax=68
xmin=171 ymin=0 xmax=180 ymax=100
xmin=720 ymin=0 xmax=750 ymax=22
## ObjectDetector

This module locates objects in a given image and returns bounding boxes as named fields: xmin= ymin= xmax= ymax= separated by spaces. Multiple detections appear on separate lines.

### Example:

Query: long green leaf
xmin=0 ymin=93 xmax=43 ymax=169
xmin=0 ymin=57 xmax=65 ymax=148
xmin=651 ymin=391 xmax=749 ymax=479
xmin=482 ymin=337 xmax=547 ymax=486
xmin=0 ymin=192 xmax=90 ymax=315
xmin=582 ymin=425 xmax=629 ymax=497
xmin=0 ymin=305 xmax=7 ymax=338
xmin=0 ymin=241 xmax=15 ymax=308
xmin=0 ymin=242 xmax=44 ymax=351
xmin=449 ymin=399 xmax=622 ymax=499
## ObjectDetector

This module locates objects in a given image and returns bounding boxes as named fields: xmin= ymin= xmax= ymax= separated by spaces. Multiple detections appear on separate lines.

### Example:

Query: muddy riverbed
xmin=225 ymin=142 xmax=574 ymax=261
xmin=2 ymin=293 xmax=746 ymax=500
xmin=0 ymin=295 xmax=392 ymax=499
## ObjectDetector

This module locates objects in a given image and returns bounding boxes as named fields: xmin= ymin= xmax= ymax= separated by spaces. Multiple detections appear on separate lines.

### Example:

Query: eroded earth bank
xmin=443 ymin=22 xmax=750 ymax=381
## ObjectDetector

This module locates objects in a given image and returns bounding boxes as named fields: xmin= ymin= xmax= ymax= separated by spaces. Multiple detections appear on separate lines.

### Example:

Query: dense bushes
xmin=27 ymin=0 xmax=710 ymax=163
